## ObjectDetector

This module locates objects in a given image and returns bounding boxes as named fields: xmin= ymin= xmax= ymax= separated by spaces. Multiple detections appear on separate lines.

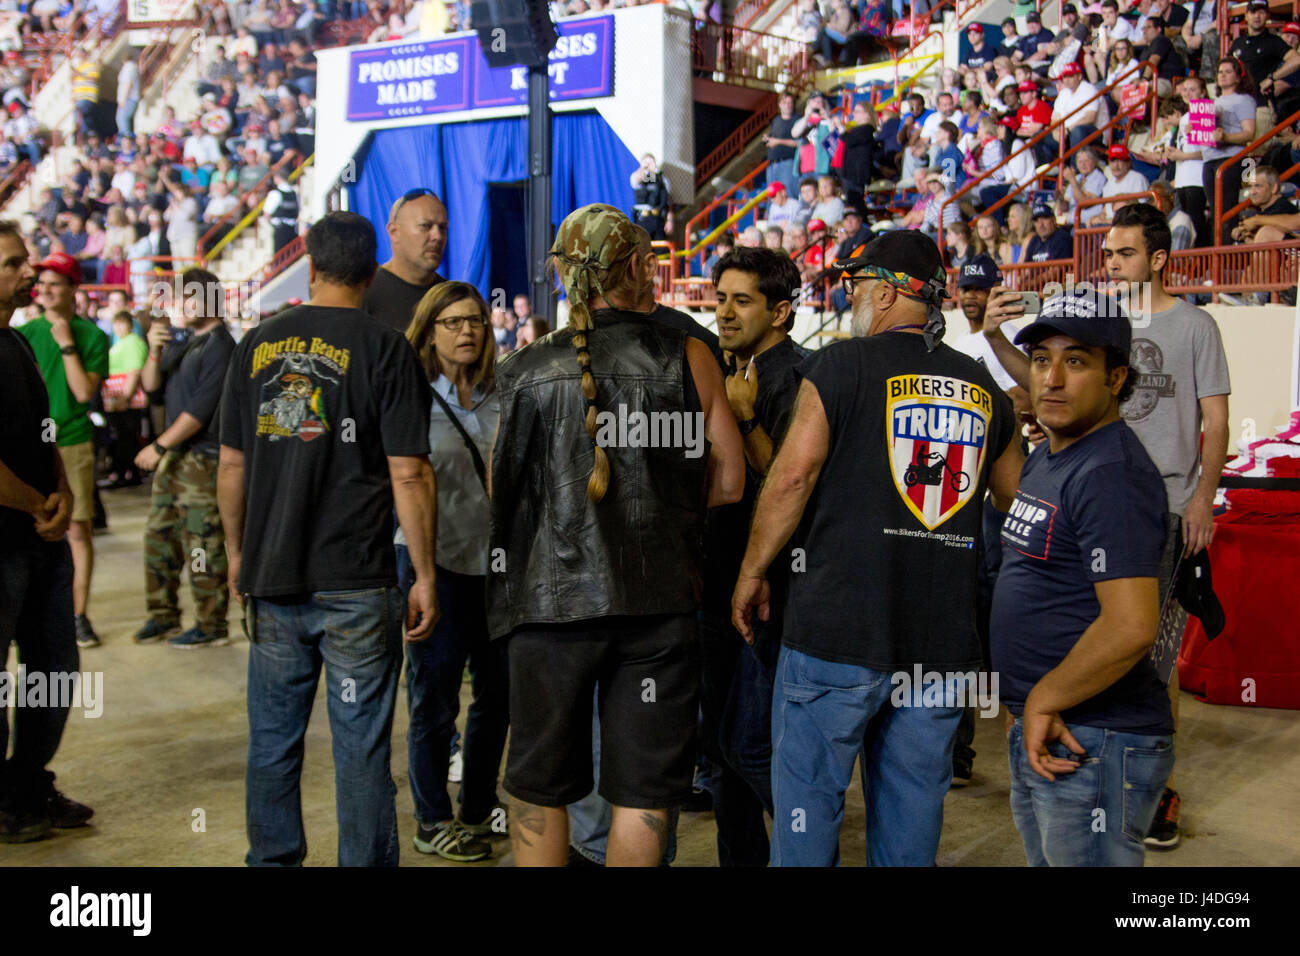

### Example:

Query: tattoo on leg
xmin=640 ymin=811 xmax=668 ymax=860
xmin=510 ymin=800 xmax=545 ymax=851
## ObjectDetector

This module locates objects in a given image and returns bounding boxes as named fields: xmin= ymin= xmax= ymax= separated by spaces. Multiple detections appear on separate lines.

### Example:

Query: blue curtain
xmin=348 ymin=111 xmax=637 ymax=295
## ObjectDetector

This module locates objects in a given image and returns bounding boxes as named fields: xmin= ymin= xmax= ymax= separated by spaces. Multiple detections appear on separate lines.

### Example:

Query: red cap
xmin=37 ymin=252 xmax=82 ymax=286
xmin=767 ymin=181 xmax=786 ymax=196
xmin=966 ymin=22 xmax=983 ymax=33
xmin=1286 ymin=21 xmax=1300 ymax=35
xmin=1058 ymin=61 xmax=1081 ymax=78
xmin=807 ymin=218 xmax=827 ymax=232
xmin=1108 ymin=143 xmax=1130 ymax=160
xmin=1017 ymin=80 xmax=1038 ymax=93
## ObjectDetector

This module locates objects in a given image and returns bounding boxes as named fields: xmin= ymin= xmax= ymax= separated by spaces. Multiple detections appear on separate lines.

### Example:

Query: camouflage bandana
xmin=550 ymin=203 xmax=639 ymax=331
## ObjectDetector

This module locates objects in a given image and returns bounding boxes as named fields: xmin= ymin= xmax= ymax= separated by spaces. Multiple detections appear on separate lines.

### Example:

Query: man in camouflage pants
xmin=134 ymin=268 xmax=237 ymax=648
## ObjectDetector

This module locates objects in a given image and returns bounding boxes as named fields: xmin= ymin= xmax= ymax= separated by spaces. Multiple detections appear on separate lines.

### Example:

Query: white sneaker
xmin=448 ymin=749 xmax=463 ymax=784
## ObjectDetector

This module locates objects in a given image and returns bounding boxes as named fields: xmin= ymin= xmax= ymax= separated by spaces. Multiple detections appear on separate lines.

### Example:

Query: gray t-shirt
xmin=1202 ymin=93 xmax=1256 ymax=162
xmin=1120 ymin=299 xmax=1231 ymax=515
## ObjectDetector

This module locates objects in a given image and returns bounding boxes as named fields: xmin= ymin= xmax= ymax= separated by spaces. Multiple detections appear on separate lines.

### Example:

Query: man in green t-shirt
xmin=17 ymin=253 xmax=109 ymax=648
xmin=102 ymin=310 xmax=147 ymax=488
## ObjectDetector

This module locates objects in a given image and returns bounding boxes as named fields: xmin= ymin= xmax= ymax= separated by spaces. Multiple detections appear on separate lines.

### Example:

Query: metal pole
xmin=528 ymin=63 xmax=554 ymax=328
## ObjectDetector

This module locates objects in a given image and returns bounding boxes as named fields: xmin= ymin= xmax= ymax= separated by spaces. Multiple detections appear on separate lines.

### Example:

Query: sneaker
xmin=44 ymin=789 xmax=93 ymax=829
xmin=412 ymin=820 xmax=491 ymax=862
xmin=0 ymin=803 xmax=51 ymax=843
xmin=459 ymin=805 xmax=505 ymax=837
xmin=1145 ymin=788 xmax=1181 ymax=849
xmin=133 ymin=619 xmax=181 ymax=644
xmin=951 ymin=762 xmax=972 ymax=788
xmin=447 ymin=748 xmax=463 ymax=784
xmin=167 ymin=627 xmax=231 ymax=649
xmin=74 ymin=615 xmax=101 ymax=649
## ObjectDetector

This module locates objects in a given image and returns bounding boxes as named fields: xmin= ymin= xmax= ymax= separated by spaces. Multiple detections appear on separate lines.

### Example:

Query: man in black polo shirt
xmin=992 ymin=288 xmax=1173 ymax=866
xmin=733 ymin=231 xmax=1023 ymax=866
xmin=699 ymin=246 xmax=806 ymax=866
xmin=134 ymin=268 xmax=237 ymax=649
xmin=1230 ymin=0 xmax=1290 ymax=92
xmin=361 ymin=188 xmax=448 ymax=334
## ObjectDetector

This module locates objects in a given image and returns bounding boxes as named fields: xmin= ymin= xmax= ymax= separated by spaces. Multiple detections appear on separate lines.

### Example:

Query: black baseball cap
xmin=1025 ymin=11 xmax=1041 ymax=22
xmin=956 ymin=254 xmax=1000 ymax=289
xmin=1032 ymin=203 xmax=1055 ymax=219
xmin=1247 ymin=0 xmax=1269 ymax=10
xmin=833 ymin=230 xmax=946 ymax=289
xmin=1063 ymin=3 xmax=1077 ymax=14
xmin=1014 ymin=288 xmax=1132 ymax=354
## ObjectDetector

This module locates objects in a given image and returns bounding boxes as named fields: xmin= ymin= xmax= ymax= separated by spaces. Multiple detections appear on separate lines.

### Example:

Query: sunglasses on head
xmin=390 ymin=187 xmax=436 ymax=222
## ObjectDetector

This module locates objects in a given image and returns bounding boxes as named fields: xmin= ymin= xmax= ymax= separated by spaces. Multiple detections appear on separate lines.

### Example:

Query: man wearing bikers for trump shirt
xmin=732 ymin=231 xmax=1023 ymax=866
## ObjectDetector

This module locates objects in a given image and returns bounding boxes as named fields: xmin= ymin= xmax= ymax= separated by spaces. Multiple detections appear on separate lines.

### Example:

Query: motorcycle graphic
xmin=903 ymin=449 xmax=971 ymax=493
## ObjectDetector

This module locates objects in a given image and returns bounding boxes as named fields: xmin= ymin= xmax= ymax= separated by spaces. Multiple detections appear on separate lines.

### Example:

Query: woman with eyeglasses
xmin=395 ymin=281 xmax=507 ymax=863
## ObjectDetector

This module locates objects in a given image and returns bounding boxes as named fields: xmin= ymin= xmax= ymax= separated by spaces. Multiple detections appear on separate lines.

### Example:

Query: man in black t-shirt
xmin=1025 ymin=204 xmax=1073 ymax=274
xmin=135 ymin=268 xmax=237 ymax=649
xmin=0 ymin=221 xmax=91 ymax=843
xmin=1138 ymin=16 xmax=1185 ymax=88
xmin=1229 ymin=0 xmax=1290 ymax=93
xmin=733 ymin=231 xmax=1023 ymax=866
xmin=991 ymin=289 xmax=1173 ymax=867
xmin=361 ymin=188 xmax=448 ymax=334
xmin=219 ymin=211 xmax=437 ymax=867
xmin=699 ymin=247 xmax=807 ymax=867
xmin=764 ymin=92 xmax=800 ymax=197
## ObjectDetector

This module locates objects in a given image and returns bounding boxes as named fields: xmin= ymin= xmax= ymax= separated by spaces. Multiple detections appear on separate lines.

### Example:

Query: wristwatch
xmin=152 ymin=441 xmax=169 ymax=456
xmin=737 ymin=417 xmax=759 ymax=436
xmin=59 ymin=344 xmax=77 ymax=356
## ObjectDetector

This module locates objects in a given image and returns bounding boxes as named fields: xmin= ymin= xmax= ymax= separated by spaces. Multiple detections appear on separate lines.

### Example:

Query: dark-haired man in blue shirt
xmin=991 ymin=289 xmax=1174 ymax=867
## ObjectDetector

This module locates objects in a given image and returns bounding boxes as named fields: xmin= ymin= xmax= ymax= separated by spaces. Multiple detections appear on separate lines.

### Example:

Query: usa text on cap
xmin=1057 ymin=61 xmax=1082 ymax=78
xmin=1032 ymin=203 xmax=1055 ymax=219
xmin=1108 ymin=143 xmax=1130 ymax=160
xmin=956 ymin=254 xmax=1001 ymax=289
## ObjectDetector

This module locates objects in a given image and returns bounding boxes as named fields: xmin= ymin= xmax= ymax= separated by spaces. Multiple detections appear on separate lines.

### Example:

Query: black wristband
xmin=737 ymin=417 xmax=759 ymax=436
xmin=59 ymin=344 xmax=77 ymax=356
xmin=153 ymin=441 xmax=169 ymax=456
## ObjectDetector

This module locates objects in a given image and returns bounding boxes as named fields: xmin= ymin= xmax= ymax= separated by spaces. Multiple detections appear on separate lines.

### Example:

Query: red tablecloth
xmin=1178 ymin=513 xmax=1300 ymax=710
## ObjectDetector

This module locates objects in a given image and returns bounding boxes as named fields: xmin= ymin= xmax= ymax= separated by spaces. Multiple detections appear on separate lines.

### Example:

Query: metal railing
xmin=198 ymin=150 xmax=307 ymax=257
xmin=202 ymin=153 xmax=314 ymax=263
xmin=937 ymin=58 xmax=1157 ymax=256
xmin=1214 ymin=106 xmax=1300 ymax=245
xmin=691 ymin=18 xmax=812 ymax=91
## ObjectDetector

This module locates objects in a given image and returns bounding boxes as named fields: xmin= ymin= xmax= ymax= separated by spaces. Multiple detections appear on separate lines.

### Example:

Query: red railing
xmin=696 ymin=96 xmax=780 ymax=189
xmin=197 ymin=151 xmax=305 ymax=257
xmin=261 ymin=235 xmax=305 ymax=285
xmin=691 ymin=18 xmax=812 ymax=91
xmin=1214 ymin=106 xmax=1300 ymax=246
xmin=937 ymin=58 xmax=1157 ymax=256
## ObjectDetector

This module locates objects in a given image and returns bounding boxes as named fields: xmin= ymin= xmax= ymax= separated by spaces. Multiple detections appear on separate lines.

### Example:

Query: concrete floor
xmin=5 ymin=484 xmax=1298 ymax=867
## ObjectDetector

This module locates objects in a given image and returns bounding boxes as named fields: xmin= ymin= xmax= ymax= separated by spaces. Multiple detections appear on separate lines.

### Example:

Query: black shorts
xmin=503 ymin=613 xmax=700 ymax=809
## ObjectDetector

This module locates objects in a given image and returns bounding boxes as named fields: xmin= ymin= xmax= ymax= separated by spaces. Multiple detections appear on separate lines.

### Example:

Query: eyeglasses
xmin=389 ymin=187 xmax=436 ymax=223
xmin=434 ymin=315 xmax=488 ymax=332
xmin=841 ymin=274 xmax=873 ymax=297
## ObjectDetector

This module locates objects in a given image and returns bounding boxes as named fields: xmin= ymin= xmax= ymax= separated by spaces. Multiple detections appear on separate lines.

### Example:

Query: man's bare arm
xmin=737 ymin=379 xmax=829 ymax=580
xmin=987 ymin=433 xmax=1026 ymax=512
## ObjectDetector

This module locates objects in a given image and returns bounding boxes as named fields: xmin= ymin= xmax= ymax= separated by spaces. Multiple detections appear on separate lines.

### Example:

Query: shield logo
xmin=886 ymin=374 xmax=992 ymax=530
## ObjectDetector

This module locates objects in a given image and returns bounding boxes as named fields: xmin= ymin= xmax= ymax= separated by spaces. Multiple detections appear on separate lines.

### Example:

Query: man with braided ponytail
xmin=487 ymin=204 xmax=745 ymax=867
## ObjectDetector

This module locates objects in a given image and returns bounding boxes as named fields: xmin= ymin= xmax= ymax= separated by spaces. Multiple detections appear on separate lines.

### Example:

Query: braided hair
xmin=548 ymin=203 xmax=641 ymax=503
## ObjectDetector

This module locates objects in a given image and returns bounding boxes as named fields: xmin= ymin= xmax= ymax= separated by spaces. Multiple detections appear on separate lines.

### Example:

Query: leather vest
xmin=486 ymin=310 xmax=709 ymax=638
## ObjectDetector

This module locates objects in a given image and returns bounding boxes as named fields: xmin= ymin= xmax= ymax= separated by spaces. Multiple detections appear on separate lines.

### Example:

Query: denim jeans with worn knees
xmin=245 ymin=587 xmax=404 ymax=867
xmin=1008 ymin=718 xmax=1174 ymax=866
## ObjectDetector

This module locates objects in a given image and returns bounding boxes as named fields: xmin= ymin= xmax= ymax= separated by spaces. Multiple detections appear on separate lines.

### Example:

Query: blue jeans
xmin=394 ymin=546 xmax=508 ymax=826
xmin=766 ymin=157 xmax=797 ymax=198
xmin=115 ymin=96 xmax=137 ymax=139
xmin=0 ymin=542 xmax=78 ymax=801
xmin=770 ymin=647 xmax=963 ymax=867
xmin=1008 ymin=718 xmax=1174 ymax=866
xmin=245 ymin=587 xmax=405 ymax=867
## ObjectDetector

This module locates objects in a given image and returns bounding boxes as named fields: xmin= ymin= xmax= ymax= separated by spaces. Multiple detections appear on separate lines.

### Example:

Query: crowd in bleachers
xmin=684 ymin=0 xmax=1300 ymax=308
